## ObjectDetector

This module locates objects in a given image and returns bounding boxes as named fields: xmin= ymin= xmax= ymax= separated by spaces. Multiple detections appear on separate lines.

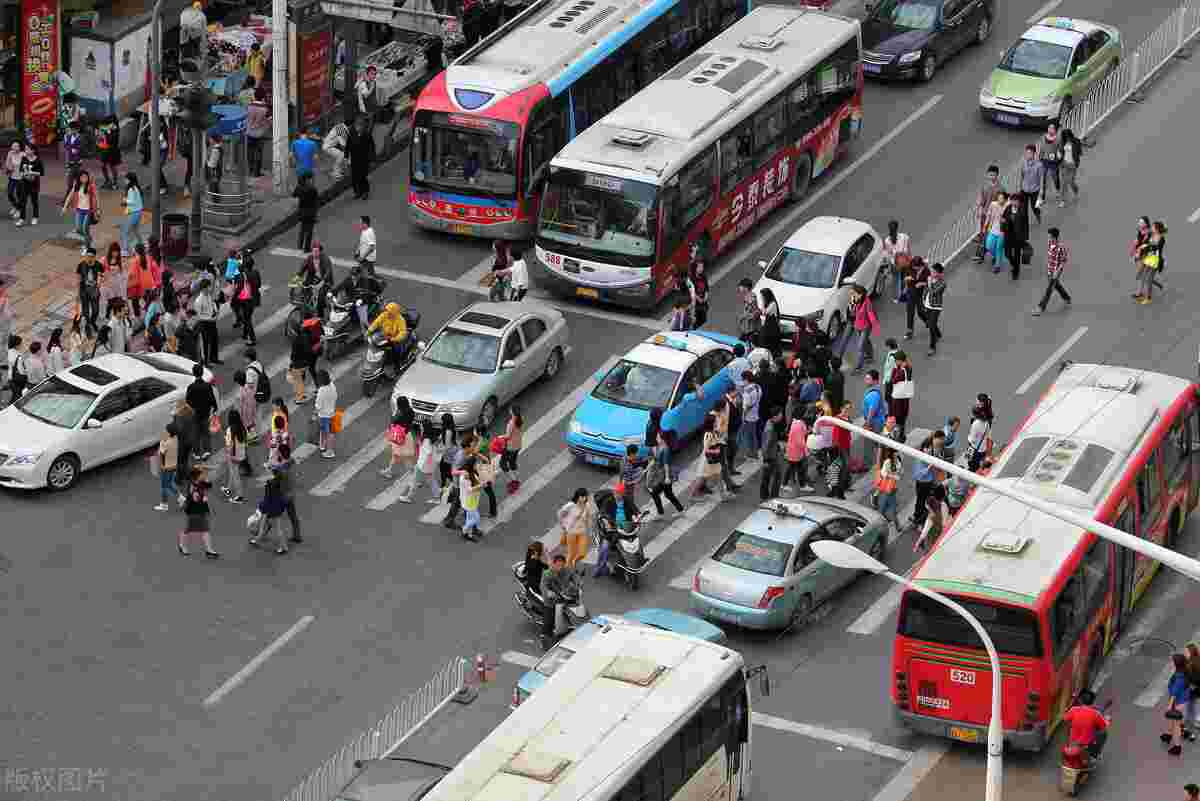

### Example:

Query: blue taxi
xmin=566 ymin=331 xmax=742 ymax=466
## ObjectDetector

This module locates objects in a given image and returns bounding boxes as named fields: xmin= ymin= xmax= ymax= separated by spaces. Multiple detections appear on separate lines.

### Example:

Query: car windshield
xmin=873 ymin=0 xmax=939 ymax=30
xmin=538 ymin=170 xmax=659 ymax=266
xmin=410 ymin=111 xmax=519 ymax=197
xmin=999 ymin=37 xmax=1073 ymax=79
xmin=14 ymin=376 xmax=98 ymax=428
xmin=423 ymin=327 xmax=501 ymax=374
xmin=535 ymin=645 xmax=576 ymax=678
xmin=591 ymin=360 xmax=680 ymax=411
xmin=764 ymin=248 xmax=842 ymax=289
xmin=713 ymin=530 xmax=793 ymax=577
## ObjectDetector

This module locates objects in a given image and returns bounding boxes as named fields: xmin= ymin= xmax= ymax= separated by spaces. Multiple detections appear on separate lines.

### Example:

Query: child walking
xmin=315 ymin=369 xmax=337 ymax=458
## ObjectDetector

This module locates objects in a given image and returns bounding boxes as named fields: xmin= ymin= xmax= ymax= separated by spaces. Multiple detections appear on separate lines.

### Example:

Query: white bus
xmin=421 ymin=621 xmax=767 ymax=801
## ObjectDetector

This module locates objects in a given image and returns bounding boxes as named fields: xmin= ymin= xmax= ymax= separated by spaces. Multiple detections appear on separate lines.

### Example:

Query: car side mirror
xmin=85 ymin=418 xmax=103 ymax=429
xmin=501 ymin=359 xmax=517 ymax=370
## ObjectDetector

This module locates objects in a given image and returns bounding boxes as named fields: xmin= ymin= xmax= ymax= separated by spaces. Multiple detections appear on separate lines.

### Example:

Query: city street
xmin=3 ymin=0 xmax=1200 ymax=799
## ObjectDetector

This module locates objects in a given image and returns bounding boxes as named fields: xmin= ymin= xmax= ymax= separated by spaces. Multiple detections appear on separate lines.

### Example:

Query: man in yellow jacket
xmin=367 ymin=302 xmax=409 ymax=368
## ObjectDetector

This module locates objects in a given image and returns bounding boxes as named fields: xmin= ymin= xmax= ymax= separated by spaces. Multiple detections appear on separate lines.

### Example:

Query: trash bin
xmin=162 ymin=213 xmax=190 ymax=262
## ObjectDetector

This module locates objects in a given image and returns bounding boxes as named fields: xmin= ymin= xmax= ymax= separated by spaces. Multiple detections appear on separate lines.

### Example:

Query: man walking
xmin=973 ymin=164 xmax=1003 ymax=263
xmin=293 ymin=174 xmax=319 ymax=251
xmin=1018 ymin=144 xmax=1045 ymax=226
xmin=1032 ymin=227 xmax=1072 ymax=316
xmin=348 ymin=115 xmax=374 ymax=200
xmin=861 ymin=369 xmax=887 ymax=468
xmin=922 ymin=262 xmax=945 ymax=358
xmin=291 ymin=128 xmax=319 ymax=183
xmin=356 ymin=215 xmax=377 ymax=275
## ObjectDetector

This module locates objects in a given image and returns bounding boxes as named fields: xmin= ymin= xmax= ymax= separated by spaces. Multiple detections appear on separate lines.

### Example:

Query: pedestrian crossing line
xmin=272 ymin=247 xmax=487 ymax=296
xmin=217 ymin=297 xmax=289 ymax=363
xmin=365 ymin=471 xmax=419 ymax=510
xmin=306 ymin=388 xmax=396 ymax=497
xmin=418 ymin=356 xmax=620 ymax=527
xmin=845 ymin=565 xmax=916 ymax=636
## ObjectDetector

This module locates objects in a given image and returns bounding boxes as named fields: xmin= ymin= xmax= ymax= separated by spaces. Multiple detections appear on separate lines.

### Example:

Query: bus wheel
xmin=789 ymin=154 xmax=813 ymax=204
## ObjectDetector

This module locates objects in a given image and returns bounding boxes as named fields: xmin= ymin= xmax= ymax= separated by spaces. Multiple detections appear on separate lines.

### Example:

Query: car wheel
xmin=543 ymin=347 xmax=562 ymax=380
xmin=919 ymin=54 xmax=937 ymax=83
xmin=826 ymin=312 xmax=844 ymax=343
xmin=790 ymin=594 xmax=813 ymax=630
xmin=974 ymin=15 xmax=991 ymax=45
xmin=788 ymin=153 xmax=813 ymax=203
xmin=478 ymin=398 xmax=498 ymax=430
xmin=46 ymin=454 xmax=80 ymax=491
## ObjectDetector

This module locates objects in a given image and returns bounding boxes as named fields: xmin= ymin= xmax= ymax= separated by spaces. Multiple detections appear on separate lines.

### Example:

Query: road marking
xmin=270 ymin=247 xmax=659 ymax=331
xmin=501 ymin=650 xmax=540 ymax=669
xmin=845 ymin=562 xmax=920 ymax=635
xmin=418 ymin=356 xmax=619 ymax=526
xmin=216 ymin=290 xmax=285 ymax=362
xmin=1189 ymin=207 xmax=1200 ymax=224
xmin=458 ymin=253 xmax=496 ymax=288
xmin=1026 ymin=0 xmax=1064 ymax=24
xmin=671 ymin=94 xmax=944 ymax=317
xmin=1015 ymin=325 xmax=1088 ymax=395
xmin=203 ymin=615 xmax=315 ymax=707
xmin=366 ymin=471 xmax=420 ymax=510
xmin=752 ymin=712 xmax=912 ymax=762
xmin=869 ymin=744 xmax=949 ymax=801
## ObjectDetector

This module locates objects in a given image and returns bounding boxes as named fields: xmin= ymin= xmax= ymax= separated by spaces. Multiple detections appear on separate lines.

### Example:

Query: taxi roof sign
xmin=1041 ymin=17 xmax=1075 ymax=29
xmin=651 ymin=334 xmax=690 ymax=351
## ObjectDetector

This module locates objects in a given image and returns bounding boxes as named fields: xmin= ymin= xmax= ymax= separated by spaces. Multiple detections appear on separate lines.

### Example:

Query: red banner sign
xmin=22 ymin=0 xmax=60 ymax=146
xmin=299 ymin=25 xmax=333 ymax=127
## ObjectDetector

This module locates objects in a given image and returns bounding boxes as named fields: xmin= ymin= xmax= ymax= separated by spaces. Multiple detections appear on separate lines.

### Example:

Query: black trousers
xmin=1005 ymin=237 xmax=1023 ymax=278
xmin=760 ymin=460 xmax=782 ymax=501
xmin=542 ymin=599 xmax=561 ymax=641
xmin=21 ymin=179 xmax=39 ymax=220
xmin=351 ymin=163 xmax=370 ymax=198
xmin=924 ymin=309 xmax=942 ymax=351
xmin=905 ymin=292 xmax=921 ymax=334
xmin=298 ymin=218 xmax=315 ymax=251
xmin=483 ymin=483 xmax=497 ymax=517
xmin=285 ymin=498 xmax=302 ymax=540
xmin=80 ymin=286 xmax=100 ymax=331
xmin=1021 ymin=189 xmax=1041 ymax=223
xmin=248 ymin=138 xmax=265 ymax=176
xmin=1038 ymin=276 xmax=1072 ymax=310
xmin=912 ymin=480 xmax=934 ymax=527
xmin=649 ymin=481 xmax=684 ymax=514
xmin=198 ymin=320 xmax=219 ymax=365
xmin=236 ymin=301 xmax=256 ymax=344
xmin=783 ymin=458 xmax=807 ymax=487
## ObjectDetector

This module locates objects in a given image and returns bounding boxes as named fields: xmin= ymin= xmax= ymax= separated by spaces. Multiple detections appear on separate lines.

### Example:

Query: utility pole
xmin=148 ymin=0 xmax=165 ymax=238
xmin=272 ymin=0 xmax=289 ymax=196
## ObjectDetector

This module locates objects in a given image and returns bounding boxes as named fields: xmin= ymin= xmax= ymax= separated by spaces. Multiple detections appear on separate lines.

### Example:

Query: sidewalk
xmin=1 ymin=115 xmax=408 ymax=345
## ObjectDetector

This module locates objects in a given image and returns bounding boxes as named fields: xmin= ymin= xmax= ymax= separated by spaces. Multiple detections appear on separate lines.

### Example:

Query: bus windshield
xmin=898 ymin=592 xmax=1043 ymax=657
xmin=411 ymin=112 xmax=519 ymax=197
xmin=538 ymin=170 xmax=659 ymax=266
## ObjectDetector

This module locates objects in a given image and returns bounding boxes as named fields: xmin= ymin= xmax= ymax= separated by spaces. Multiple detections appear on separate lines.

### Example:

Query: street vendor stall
xmin=204 ymin=16 xmax=274 ymax=99
xmin=332 ymin=30 xmax=436 ymax=102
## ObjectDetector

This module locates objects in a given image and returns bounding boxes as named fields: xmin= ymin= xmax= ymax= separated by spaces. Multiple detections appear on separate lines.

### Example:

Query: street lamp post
xmin=149 ymin=0 xmax=166 ymax=240
xmin=811 ymin=540 xmax=1003 ymax=801
xmin=816 ymin=415 xmax=1200 ymax=583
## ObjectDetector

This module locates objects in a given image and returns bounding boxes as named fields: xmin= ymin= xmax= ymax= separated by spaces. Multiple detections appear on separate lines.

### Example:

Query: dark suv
xmin=861 ymin=0 xmax=994 ymax=82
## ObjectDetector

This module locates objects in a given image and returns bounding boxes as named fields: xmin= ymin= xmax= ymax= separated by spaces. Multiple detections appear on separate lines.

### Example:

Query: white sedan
xmin=0 ymin=353 xmax=215 ymax=491
xmin=753 ymin=216 xmax=885 ymax=344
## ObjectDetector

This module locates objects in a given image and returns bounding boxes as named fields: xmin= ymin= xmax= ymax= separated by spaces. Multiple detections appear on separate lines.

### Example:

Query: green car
xmin=979 ymin=17 xmax=1121 ymax=127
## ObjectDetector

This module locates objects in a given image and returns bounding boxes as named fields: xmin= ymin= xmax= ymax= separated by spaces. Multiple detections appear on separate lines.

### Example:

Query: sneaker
xmin=1031 ymin=307 xmax=1042 ymax=316
xmin=153 ymin=503 xmax=169 ymax=511
xmin=80 ymin=246 xmax=88 ymax=255
xmin=426 ymin=497 xmax=440 ymax=504
xmin=231 ymin=496 xmax=247 ymax=504
xmin=322 ymin=450 xmax=336 ymax=459
xmin=903 ymin=330 xmax=913 ymax=340
xmin=1057 ymin=199 xmax=1066 ymax=208
xmin=14 ymin=219 xmax=23 ymax=227
xmin=1137 ymin=296 xmax=1153 ymax=305
xmin=30 ymin=218 xmax=37 ymax=225
xmin=275 ymin=546 xmax=288 ymax=555
xmin=397 ymin=495 xmax=413 ymax=504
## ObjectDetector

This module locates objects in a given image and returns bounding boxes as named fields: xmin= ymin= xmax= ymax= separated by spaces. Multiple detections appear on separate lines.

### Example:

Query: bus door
xmin=1112 ymin=504 xmax=1137 ymax=637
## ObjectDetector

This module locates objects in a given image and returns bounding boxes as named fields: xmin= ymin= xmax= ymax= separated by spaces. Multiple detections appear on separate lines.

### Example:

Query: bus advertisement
xmin=408 ymin=0 xmax=750 ymax=239
xmin=891 ymin=364 xmax=1199 ymax=751
xmin=533 ymin=5 xmax=862 ymax=309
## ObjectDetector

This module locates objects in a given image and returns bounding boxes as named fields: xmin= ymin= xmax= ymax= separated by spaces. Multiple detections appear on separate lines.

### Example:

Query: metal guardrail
xmin=279 ymin=656 xmax=467 ymax=801
xmin=923 ymin=2 xmax=1200 ymax=267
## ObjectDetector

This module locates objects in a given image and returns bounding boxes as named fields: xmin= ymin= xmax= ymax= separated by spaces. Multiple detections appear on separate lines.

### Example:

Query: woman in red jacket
xmin=126 ymin=244 xmax=149 ymax=317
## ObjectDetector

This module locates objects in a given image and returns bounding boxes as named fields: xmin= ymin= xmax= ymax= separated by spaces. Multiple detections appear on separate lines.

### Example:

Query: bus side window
xmin=752 ymin=97 xmax=787 ymax=170
xmin=1137 ymin=447 xmax=1163 ymax=533
xmin=719 ymin=119 xmax=754 ymax=194
xmin=787 ymin=75 xmax=817 ymax=132
xmin=1051 ymin=577 xmax=1080 ymax=664
xmin=524 ymin=98 xmax=567 ymax=194
xmin=815 ymin=40 xmax=859 ymax=119
xmin=677 ymin=146 xmax=717 ymax=229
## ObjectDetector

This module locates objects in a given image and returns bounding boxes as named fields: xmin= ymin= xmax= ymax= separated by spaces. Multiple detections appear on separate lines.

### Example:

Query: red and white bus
xmin=408 ymin=0 xmax=751 ymax=239
xmin=533 ymin=4 xmax=862 ymax=309
xmin=892 ymin=363 xmax=1200 ymax=751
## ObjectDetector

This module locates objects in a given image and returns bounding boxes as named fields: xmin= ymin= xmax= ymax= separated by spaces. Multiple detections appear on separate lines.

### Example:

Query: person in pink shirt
xmin=784 ymin=413 xmax=809 ymax=491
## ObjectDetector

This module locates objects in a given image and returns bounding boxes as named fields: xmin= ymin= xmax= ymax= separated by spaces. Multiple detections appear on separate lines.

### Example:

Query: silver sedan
xmin=391 ymin=301 xmax=570 ymax=430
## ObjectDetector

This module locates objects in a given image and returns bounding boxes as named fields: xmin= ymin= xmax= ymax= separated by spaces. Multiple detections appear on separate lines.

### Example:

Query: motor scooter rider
xmin=1062 ymin=689 xmax=1109 ymax=759
xmin=366 ymin=302 xmax=410 ymax=368
xmin=295 ymin=242 xmax=335 ymax=316
xmin=335 ymin=265 xmax=385 ymax=327
xmin=540 ymin=553 xmax=577 ymax=648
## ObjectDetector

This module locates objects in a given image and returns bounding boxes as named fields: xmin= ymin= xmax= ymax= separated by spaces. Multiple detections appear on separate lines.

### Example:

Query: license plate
xmin=585 ymin=454 xmax=610 ymax=466
xmin=863 ymin=63 xmax=882 ymax=74
xmin=994 ymin=113 xmax=1021 ymax=126
xmin=452 ymin=223 xmax=472 ymax=234
xmin=577 ymin=287 xmax=599 ymax=299
xmin=949 ymin=727 xmax=979 ymax=743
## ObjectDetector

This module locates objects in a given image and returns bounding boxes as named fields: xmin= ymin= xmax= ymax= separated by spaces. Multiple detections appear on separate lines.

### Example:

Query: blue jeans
xmin=877 ymin=490 xmax=898 ymax=524
xmin=848 ymin=329 xmax=874 ymax=370
xmin=160 ymin=468 xmax=178 ymax=504
xmin=739 ymin=420 xmax=762 ymax=454
xmin=985 ymin=232 xmax=1004 ymax=266
xmin=121 ymin=210 xmax=144 ymax=255
xmin=892 ymin=266 xmax=905 ymax=301
xmin=74 ymin=209 xmax=93 ymax=249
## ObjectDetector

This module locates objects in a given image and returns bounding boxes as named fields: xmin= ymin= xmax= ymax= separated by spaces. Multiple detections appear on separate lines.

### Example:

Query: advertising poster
xmin=22 ymin=0 xmax=61 ymax=146
xmin=299 ymin=25 xmax=333 ymax=127
xmin=71 ymin=38 xmax=113 ymax=109
xmin=113 ymin=27 xmax=152 ymax=107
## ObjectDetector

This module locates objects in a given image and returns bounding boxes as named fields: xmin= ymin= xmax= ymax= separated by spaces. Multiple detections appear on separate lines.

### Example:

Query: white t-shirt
xmin=509 ymin=258 xmax=528 ymax=289
xmin=315 ymin=383 xmax=338 ymax=418
xmin=357 ymin=228 xmax=377 ymax=263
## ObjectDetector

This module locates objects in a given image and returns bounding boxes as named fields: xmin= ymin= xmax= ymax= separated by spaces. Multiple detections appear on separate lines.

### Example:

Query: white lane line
xmin=1015 ymin=326 xmax=1088 ymax=395
xmin=501 ymin=650 xmax=540 ymax=669
xmin=418 ymin=356 xmax=620 ymax=525
xmin=1026 ymin=0 xmax=1064 ymax=24
xmin=1135 ymin=624 xmax=1200 ymax=707
xmin=310 ymin=439 xmax=389 ymax=496
xmin=270 ymin=248 xmax=660 ymax=331
xmin=1188 ymin=207 xmax=1200 ymax=224
xmin=869 ymin=744 xmax=949 ymax=801
xmin=752 ymin=712 xmax=912 ymax=762
xmin=202 ymin=615 xmax=315 ymax=707
xmin=458 ymin=253 xmax=496 ymax=288
xmin=671 ymin=94 xmax=944 ymax=316
xmin=366 ymin=472 xmax=418 ymax=510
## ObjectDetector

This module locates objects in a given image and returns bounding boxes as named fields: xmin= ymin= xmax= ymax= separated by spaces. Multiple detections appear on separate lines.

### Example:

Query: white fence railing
xmin=279 ymin=656 xmax=467 ymax=801
xmin=923 ymin=2 xmax=1200 ymax=266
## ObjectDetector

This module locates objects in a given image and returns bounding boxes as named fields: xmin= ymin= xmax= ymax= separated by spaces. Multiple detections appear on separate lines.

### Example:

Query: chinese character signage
xmin=299 ymin=25 xmax=333 ymax=127
xmin=22 ymin=0 xmax=61 ymax=146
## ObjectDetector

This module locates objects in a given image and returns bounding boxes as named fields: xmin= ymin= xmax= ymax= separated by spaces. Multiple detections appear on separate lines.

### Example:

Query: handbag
xmin=208 ymin=413 xmax=221 ymax=434
xmin=331 ymin=408 xmax=345 ymax=434
xmin=893 ymin=371 xmax=915 ymax=400
xmin=894 ymin=252 xmax=912 ymax=274
xmin=149 ymin=450 xmax=161 ymax=477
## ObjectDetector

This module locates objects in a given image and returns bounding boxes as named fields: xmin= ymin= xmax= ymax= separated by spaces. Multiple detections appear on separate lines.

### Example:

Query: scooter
xmin=323 ymin=289 xmax=387 ymax=361
xmin=285 ymin=278 xmax=326 ymax=340
xmin=512 ymin=561 xmax=588 ymax=638
xmin=593 ymin=488 xmax=650 ymax=590
xmin=1059 ymin=700 xmax=1112 ymax=796
xmin=361 ymin=313 xmax=423 ymax=397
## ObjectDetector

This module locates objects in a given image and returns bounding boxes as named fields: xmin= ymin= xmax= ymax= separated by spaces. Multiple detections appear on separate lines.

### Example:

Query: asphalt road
xmin=2 ymin=1 xmax=1198 ymax=800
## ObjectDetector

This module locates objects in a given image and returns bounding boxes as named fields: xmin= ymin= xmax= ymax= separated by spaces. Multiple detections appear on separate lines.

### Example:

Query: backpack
xmin=251 ymin=365 xmax=271 ymax=404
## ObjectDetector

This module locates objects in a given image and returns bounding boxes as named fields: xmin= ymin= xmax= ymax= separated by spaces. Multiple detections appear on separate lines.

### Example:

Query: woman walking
xmin=219 ymin=409 xmax=250 ymax=504
xmin=127 ymin=244 xmax=149 ymax=318
xmin=646 ymin=428 xmax=685 ymax=517
xmin=155 ymin=422 xmax=180 ymax=511
xmin=400 ymin=424 xmax=441 ymax=503
xmin=15 ymin=143 xmax=44 ymax=227
xmin=557 ymin=488 xmax=595 ymax=568
xmin=784 ymin=412 xmax=809 ymax=490
xmin=501 ymin=406 xmax=523 ymax=493
xmin=881 ymin=220 xmax=912 ymax=302
xmin=759 ymin=288 xmax=782 ymax=357
xmin=965 ymin=393 xmax=994 ymax=472
xmin=692 ymin=415 xmax=731 ymax=501
xmin=315 ymin=369 xmax=338 ymax=458
xmin=4 ymin=142 xmax=21 ymax=218
xmin=1134 ymin=221 xmax=1167 ymax=304
xmin=45 ymin=328 xmax=65 ymax=374
xmin=889 ymin=351 xmax=913 ymax=441
xmin=436 ymin=411 xmax=458 ymax=493
xmin=844 ymin=284 xmax=880 ymax=374
xmin=474 ymin=434 xmax=500 ymax=518
xmin=875 ymin=448 xmax=901 ymax=531
xmin=120 ymin=173 xmax=145 ymax=256
xmin=106 ymin=301 xmax=132 ymax=354
xmin=983 ymin=191 xmax=1007 ymax=270
xmin=381 ymin=410 xmax=416 ymax=479
xmin=460 ymin=458 xmax=484 ymax=541
xmin=689 ymin=259 xmax=710 ymax=329
xmin=180 ymin=464 xmax=220 ymax=558
xmin=1059 ymin=129 xmax=1082 ymax=205
xmin=1163 ymin=653 xmax=1191 ymax=756
xmin=62 ymin=170 xmax=99 ymax=253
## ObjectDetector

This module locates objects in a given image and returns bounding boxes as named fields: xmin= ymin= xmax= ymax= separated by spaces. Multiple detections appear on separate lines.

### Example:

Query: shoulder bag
xmin=892 ymin=368 xmax=915 ymax=400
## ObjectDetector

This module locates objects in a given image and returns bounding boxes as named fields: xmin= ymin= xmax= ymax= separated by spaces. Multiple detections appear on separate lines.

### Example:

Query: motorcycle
xmin=593 ymin=488 xmax=650 ymax=590
xmin=512 ymin=561 xmax=588 ymax=639
xmin=1059 ymin=700 xmax=1112 ymax=796
xmin=323 ymin=287 xmax=387 ymax=361
xmin=361 ymin=311 xmax=423 ymax=397
xmin=285 ymin=278 xmax=326 ymax=340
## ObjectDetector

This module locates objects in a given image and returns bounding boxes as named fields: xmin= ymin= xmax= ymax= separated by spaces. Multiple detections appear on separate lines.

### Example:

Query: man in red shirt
xmin=1062 ymin=690 xmax=1109 ymax=758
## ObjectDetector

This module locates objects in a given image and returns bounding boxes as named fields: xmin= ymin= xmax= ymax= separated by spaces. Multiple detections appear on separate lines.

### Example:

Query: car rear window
xmin=898 ymin=591 xmax=1043 ymax=657
xmin=69 ymin=364 xmax=121 ymax=386
xmin=713 ymin=530 xmax=792 ymax=577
